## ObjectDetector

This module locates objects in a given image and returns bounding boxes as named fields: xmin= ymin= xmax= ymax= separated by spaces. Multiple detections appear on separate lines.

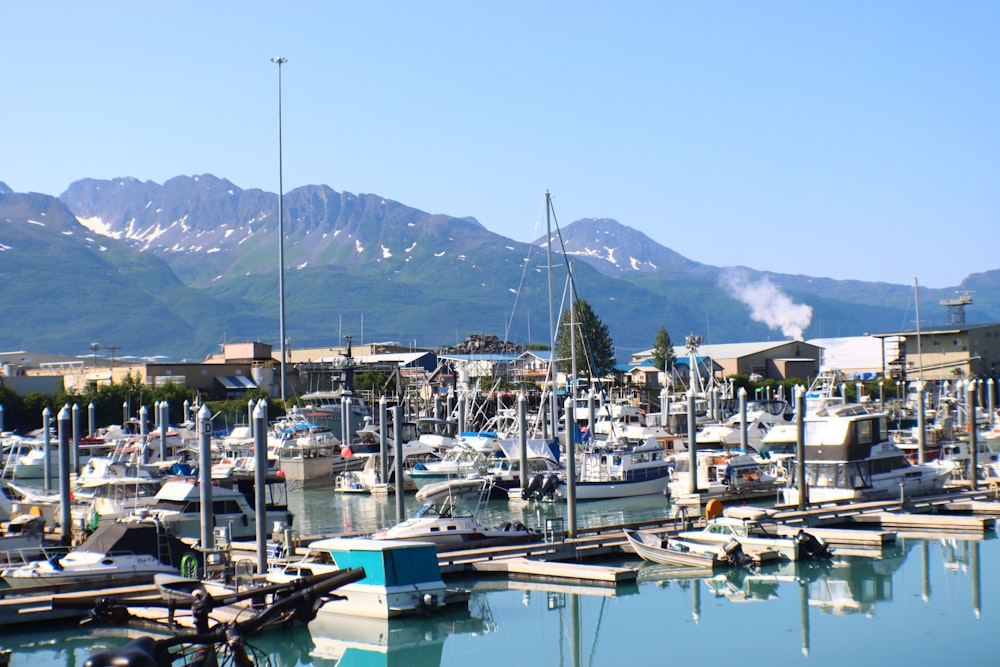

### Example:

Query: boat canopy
xmin=492 ymin=437 xmax=559 ymax=463
xmin=76 ymin=520 xmax=193 ymax=569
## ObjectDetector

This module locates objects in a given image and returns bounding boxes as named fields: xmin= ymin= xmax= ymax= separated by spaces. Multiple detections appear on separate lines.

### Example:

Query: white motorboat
xmin=73 ymin=475 xmax=164 ymax=525
xmin=405 ymin=444 xmax=490 ymax=489
xmin=923 ymin=439 xmax=1000 ymax=480
xmin=135 ymin=474 xmax=293 ymax=542
xmin=780 ymin=402 xmax=953 ymax=504
xmin=1 ymin=432 xmax=115 ymax=481
xmin=677 ymin=507 xmax=832 ymax=561
xmin=623 ymin=527 xmax=753 ymax=569
xmin=414 ymin=417 xmax=460 ymax=451
xmin=592 ymin=401 xmax=681 ymax=449
xmin=695 ymin=399 xmax=793 ymax=449
xmin=373 ymin=478 xmax=535 ymax=546
xmin=0 ymin=519 xmax=188 ymax=589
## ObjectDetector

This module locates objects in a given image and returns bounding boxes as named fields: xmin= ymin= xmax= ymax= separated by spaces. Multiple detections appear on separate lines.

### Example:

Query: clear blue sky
xmin=3 ymin=1 xmax=997 ymax=288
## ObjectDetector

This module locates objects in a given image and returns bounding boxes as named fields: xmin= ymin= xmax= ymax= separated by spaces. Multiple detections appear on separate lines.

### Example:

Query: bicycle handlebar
xmin=79 ymin=567 xmax=366 ymax=667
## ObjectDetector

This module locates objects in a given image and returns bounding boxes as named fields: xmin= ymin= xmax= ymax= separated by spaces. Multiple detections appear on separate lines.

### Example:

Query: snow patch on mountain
xmin=78 ymin=216 xmax=117 ymax=237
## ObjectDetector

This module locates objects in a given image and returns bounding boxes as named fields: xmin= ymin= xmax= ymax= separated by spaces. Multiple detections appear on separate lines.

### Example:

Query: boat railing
xmin=0 ymin=544 xmax=71 ymax=569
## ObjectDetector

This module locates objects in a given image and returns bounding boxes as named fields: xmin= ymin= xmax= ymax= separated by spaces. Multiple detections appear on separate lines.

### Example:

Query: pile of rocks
xmin=440 ymin=334 xmax=523 ymax=355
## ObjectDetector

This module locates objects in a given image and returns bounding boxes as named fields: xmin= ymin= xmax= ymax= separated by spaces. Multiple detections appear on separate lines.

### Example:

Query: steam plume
xmin=722 ymin=270 xmax=812 ymax=340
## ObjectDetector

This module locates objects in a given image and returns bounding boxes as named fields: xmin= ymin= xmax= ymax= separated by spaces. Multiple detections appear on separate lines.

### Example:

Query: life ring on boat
xmin=181 ymin=553 xmax=199 ymax=578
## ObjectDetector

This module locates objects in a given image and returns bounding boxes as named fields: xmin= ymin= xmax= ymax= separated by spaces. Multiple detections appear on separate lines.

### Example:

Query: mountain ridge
xmin=2 ymin=176 xmax=998 ymax=362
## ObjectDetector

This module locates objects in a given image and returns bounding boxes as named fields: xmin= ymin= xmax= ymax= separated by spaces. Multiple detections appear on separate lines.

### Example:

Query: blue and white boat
xmin=558 ymin=435 xmax=671 ymax=500
xmin=267 ymin=537 xmax=459 ymax=618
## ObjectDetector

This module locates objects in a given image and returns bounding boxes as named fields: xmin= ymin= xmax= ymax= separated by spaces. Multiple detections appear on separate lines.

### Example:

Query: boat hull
xmin=623 ymin=528 xmax=746 ymax=568
xmin=780 ymin=467 xmax=952 ymax=504
xmin=0 ymin=558 xmax=176 ymax=590
xmin=558 ymin=471 xmax=669 ymax=500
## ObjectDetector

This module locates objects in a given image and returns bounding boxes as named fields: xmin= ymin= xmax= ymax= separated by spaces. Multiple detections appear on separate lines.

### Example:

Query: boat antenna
xmin=913 ymin=278 xmax=924 ymax=382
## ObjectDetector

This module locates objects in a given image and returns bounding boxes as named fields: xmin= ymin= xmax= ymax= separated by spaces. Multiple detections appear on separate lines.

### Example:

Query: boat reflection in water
xmin=4 ymin=535 xmax=994 ymax=667
xmin=633 ymin=534 xmax=987 ymax=658
xmin=308 ymin=606 xmax=490 ymax=667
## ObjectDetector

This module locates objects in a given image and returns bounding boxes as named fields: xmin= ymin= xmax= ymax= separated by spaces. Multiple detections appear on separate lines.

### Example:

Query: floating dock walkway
xmin=3 ymin=487 xmax=1000 ymax=628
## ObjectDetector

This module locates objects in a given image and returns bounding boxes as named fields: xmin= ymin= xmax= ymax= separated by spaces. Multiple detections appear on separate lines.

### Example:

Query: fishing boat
xmin=780 ymin=401 xmax=952 ymax=504
xmin=334 ymin=422 xmax=441 ymax=494
xmin=481 ymin=436 xmax=562 ymax=499
xmin=557 ymin=434 xmax=671 ymax=500
xmin=267 ymin=537 xmax=461 ymax=618
xmin=0 ymin=518 xmax=189 ymax=589
xmin=666 ymin=450 xmax=787 ymax=502
xmin=297 ymin=389 xmax=373 ymax=445
xmin=623 ymin=527 xmax=753 ymax=568
xmin=272 ymin=421 xmax=348 ymax=486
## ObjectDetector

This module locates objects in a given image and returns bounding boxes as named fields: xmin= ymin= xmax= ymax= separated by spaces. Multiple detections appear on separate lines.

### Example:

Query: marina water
xmin=5 ymin=488 xmax=998 ymax=666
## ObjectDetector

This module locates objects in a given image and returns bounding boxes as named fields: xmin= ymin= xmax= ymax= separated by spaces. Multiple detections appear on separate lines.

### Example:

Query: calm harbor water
xmin=5 ymin=488 xmax=998 ymax=666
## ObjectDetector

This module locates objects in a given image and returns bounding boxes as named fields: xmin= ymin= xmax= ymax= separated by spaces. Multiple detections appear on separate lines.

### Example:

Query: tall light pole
xmin=272 ymin=56 xmax=288 ymax=404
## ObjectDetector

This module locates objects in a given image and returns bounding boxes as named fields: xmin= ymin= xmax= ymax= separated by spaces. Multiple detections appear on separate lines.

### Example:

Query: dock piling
xmin=198 ymin=404 xmax=214 ymax=552
xmin=57 ymin=405 xmax=71 ymax=545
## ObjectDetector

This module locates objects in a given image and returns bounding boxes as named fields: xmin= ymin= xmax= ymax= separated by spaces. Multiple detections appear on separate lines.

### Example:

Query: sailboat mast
xmin=569 ymin=266 xmax=578 ymax=390
xmin=546 ymin=191 xmax=559 ymax=437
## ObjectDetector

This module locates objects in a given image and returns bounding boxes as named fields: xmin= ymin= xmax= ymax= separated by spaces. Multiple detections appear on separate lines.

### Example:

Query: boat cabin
xmin=803 ymin=404 xmax=890 ymax=462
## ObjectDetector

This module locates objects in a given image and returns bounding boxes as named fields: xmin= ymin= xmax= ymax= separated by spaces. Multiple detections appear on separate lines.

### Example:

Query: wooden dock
xmin=469 ymin=557 xmax=635 ymax=586
xmin=0 ymin=583 xmax=160 ymax=626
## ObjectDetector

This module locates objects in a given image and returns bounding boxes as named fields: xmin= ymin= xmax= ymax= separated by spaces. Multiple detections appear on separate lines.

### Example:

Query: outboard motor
xmin=523 ymin=473 xmax=544 ymax=499
xmin=539 ymin=473 xmax=560 ymax=500
xmin=722 ymin=539 xmax=753 ymax=568
xmin=794 ymin=530 xmax=833 ymax=560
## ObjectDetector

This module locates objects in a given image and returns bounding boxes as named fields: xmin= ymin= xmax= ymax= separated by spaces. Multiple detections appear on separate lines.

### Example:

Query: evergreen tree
xmin=651 ymin=326 xmax=676 ymax=377
xmin=555 ymin=299 xmax=616 ymax=380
